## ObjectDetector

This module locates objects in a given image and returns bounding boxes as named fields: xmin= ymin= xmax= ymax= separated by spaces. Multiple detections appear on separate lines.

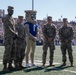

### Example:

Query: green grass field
xmin=0 ymin=46 xmax=76 ymax=75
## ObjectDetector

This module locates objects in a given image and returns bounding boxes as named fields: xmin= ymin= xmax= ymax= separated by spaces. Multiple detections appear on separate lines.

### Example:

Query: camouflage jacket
xmin=42 ymin=23 xmax=56 ymax=42
xmin=59 ymin=24 xmax=74 ymax=41
xmin=15 ymin=24 xmax=26 ymax=40
xmin=2 ymin=15 xmax=16 ymax=38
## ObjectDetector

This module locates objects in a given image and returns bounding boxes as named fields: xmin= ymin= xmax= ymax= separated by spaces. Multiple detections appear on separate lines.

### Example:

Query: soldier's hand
xmin=13 ymin=32 xmax=18 ymax=40
xmin=15 ymin=32 xmax=18 ymax=36
xmin=65 ymin=39 xmax=68 ymax=43
xmin=48 ymin=38 xmax=52 ymax=42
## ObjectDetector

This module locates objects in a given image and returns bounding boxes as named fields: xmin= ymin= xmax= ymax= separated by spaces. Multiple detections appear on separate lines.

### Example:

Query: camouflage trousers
xmin=14 ymin=38 xmax=26 ymax=66
xmin=61 ymin=42 xmax=73 ymax=63
xmin=42 ymin=41 xmax=55 ymax=65
xmin=3 ymin=38 xmax=15 ymax=65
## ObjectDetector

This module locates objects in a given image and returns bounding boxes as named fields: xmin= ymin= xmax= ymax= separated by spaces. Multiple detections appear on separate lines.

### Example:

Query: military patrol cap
xmin=18 ymin=16 xmax=23 ymax=19
xmin=63 ymin=18 xmax=67 ymax=21
xmin=8 ymin=6 xmax=14 ymax=10
xmin=47 ymin=16 xmax=52 ymax=20
xmin=24 ymin=10 xmax=37 ymax=14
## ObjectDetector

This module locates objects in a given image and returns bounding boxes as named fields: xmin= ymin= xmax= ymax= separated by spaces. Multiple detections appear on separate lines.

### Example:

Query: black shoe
xmin=8 ymin=65 xmax=14 ymax=70
xmin=15 ymin=67 xmax=21 ymax=70
xmin=48 ymin=64 xmax=55 ymax=67
xmin=60 ymin=63 xmax=66 ymax=67
xmin=2 ymin=67 xmax=9 ymax=72
xmin=70 ymin=63 xmax=74 ymax=67
xmin=14 ymin=65 xmax=22 ymax=70
xmin=41 ymin=64 xmax=45 ymax=68
xmin=19 ymin=65 xmax=25 ymax=69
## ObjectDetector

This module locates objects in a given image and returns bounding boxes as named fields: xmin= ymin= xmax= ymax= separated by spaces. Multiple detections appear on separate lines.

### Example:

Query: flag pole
xmin=32 ymin=0 xmax=34 ymax=10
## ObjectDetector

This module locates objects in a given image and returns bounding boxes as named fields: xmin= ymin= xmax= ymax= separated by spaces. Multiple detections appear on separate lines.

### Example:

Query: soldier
xmin=24 ymin=10 xmax=38 ymax=67
xmin=42 ymin=16 xmax=56 ymax=67
xmin=2 ymin=6 xmax=18 ymax=71
xmin=15 ymin=16 xmax=26 ymax=69
xmin=59 ymin=18 xmax=74 ymax=67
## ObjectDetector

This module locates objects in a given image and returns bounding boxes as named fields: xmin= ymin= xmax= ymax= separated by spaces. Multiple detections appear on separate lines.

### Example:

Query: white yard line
xmin=0 ymin=60 xmax=60 ymax=65
xmin=63 ymin=70 xmax=76 ymax=74
xmin=0 ymin=60 xmax=76 ymax=74
xmin=0 ymin=62 xmax=2 ymax=64
xmin=23 ymin=60 xmax=60 ymax=65
xmin=0 ymin=60 xmax=2 ymax=64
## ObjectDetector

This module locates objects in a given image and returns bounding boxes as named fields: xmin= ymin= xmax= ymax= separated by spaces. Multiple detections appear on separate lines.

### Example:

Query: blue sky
xmin=0 ymin=0 xmax=76 ymax=21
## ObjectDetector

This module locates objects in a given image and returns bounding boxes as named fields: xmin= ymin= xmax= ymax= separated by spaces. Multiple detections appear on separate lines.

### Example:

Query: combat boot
xmin=19 ymin=62 xmax=24 ymax=69
xmin=41 ymin=58 xmax=46 ymax=68
xmin=60 ymin=62 xmax=66 ymax=67
xmin=15 ymin=66 xmax=21 ymax=70
xmin=19 ymin=64 xmax=25 ymax=69
xmin=41 ymin=63 xmax=45 ymax=68
xmin=19 ymin=60 xmax=25 ymax=69
xmin=70 ymin=62 xmax=74 ymax=67
xmin=14 ymin=63 xmax=21 ymax=70
xmin=8 ymin=63 xmax=14 ymax=70
xmin=2 ymin=64 xmax=9 ymax=72
xmin=41 ymin=65 xmax=45 ymax=68
xmin=48 ymin=64 xmax=55 ymax=67
xmin=48 ymin=62 xmax=55 ymax=67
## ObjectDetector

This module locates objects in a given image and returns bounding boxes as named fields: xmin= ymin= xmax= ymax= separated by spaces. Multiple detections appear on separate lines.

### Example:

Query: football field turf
xmin=0 ymin=46 xmax=76 ymax=75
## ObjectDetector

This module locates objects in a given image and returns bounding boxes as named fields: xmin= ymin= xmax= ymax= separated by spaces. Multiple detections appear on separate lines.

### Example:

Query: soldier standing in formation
xmin=14 ymin=16 xmax=26 ymax=69
xmin=59 ymin=18 xmax=74 ymax=67
xmin=2 ymin=6 xmax=18 ymax=71
xmin=42 ymin=16 xmax=56 ymax=67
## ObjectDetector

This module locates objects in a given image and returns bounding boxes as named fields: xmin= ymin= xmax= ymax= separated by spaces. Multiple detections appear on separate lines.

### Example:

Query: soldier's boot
xmin=19 ymin=63 xmax=25 ymax=69
xmin=60 ymin=62 xmax=66 ymax=67
xmin=19 ymin=58 xmax=25 ymax=69
xmin=41 ymin=63 xmax=45 ymax=68
xmin=41 ymin=60 xmax=46 ymax=68
xmin=19 ymin=61 xmax=25 ymax=69
xmin=14 ymin=63 xmax=21 ymax=70
xmin=48 ymin=62 xmax=55 ymax=67
xmin=2 ymin=63 xmax=9 ymax=72
xmin=15 ymin=66 xmax=21 ymax=70
xmin=41 ymin=59 xmax=46 ymax=68
xmin=70 ymin=62 xmax=74 ymax=67
xmin=8 ymin=63 xmax=14 ymax=70
xmin=42 ymin=62 xmax=45 ymax=66
xmin=42 ymin=52 xmax=47 ymax=68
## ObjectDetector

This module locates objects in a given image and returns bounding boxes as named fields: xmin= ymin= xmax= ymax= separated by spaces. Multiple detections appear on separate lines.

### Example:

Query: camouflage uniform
xmin=2 ymin=14 xmax=16 ymax=66
xmin=59 ymin=24 xmax=74 ymax=65
xmin=15 ymin=21 xmax=26 ymax=67
xmin=42 ymin=23 xmax=56 ymax=65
